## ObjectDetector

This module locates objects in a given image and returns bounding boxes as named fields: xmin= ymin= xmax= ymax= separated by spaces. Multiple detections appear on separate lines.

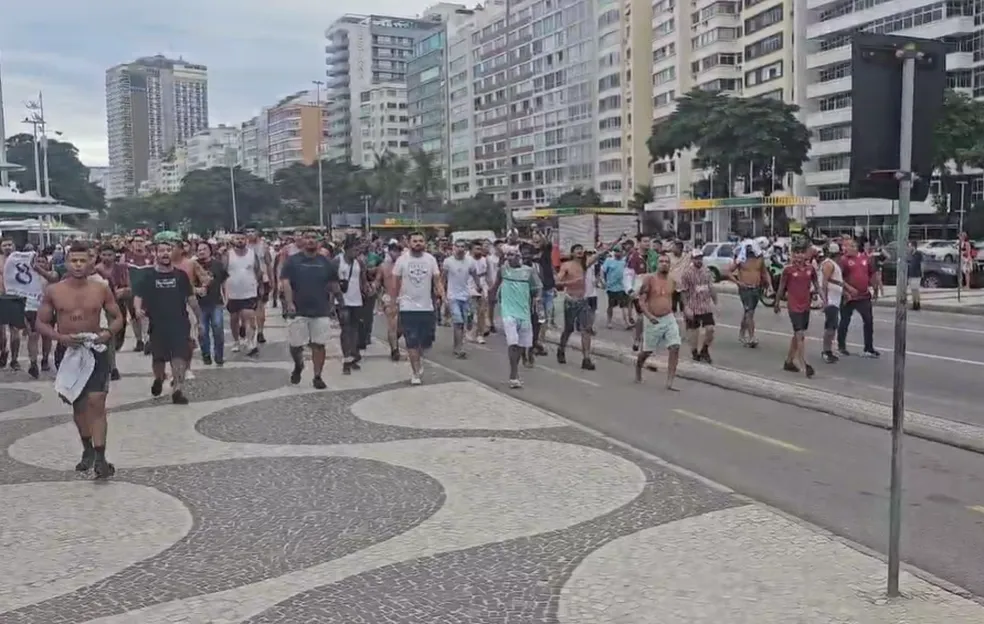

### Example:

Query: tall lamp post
xmin=312 ymin=80 xmax=326 ymax=231
xmin=227 ymin=149 xmax=239 ymax=230
xmin=956 ymin=180 xmax=968 ymax=303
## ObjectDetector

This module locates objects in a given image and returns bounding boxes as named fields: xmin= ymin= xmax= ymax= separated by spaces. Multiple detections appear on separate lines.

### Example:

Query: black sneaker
xmin=110 ymin=368 xmax=121 ymax=381
xmin=805 ymin=364 xmax=816 ymax=378
xmin=134 ymin=340 xmax=145 ymax=353
xmin=390 ymin=348 xmax=400 ymax=361
xmin=783 ymin=360 xmax=800 ymax=373
xmin=861 ymin=349 xmax=881 ymax=358
xmin=350 ymin=361 xmax=361 ymax=371
xmin=202 ymin=354 xmax=213 ymax=365
xmin=93 ymin=457 xmax=116 ymax=480
xmin=151 ymin=378 xmax=164 ymax=397
xmin=40 ymin=358 xmax=50 ymax=372
xmin=837 ymin=347 xmax=851 ymax=357
xmin=27 ymin=362 xmax=39 ymax=379
xmin=581 ymin=358 xmax=595 ymax=371
xmin=172 ymin=390 xmax=189 ymax=405
xmin=257 ymin=331 xmax=267 ymax=344
xmin=821 ymin=351 xmax=839 ymax=364
xmin=247 ymin=346 xmax=259 ymax=357
xmin=691 ymin=349 xmax=701 ymax=362
xmin=75 ymin=448 xmax=95 ymax=472
xmin=9 ymin=361 xmax=20 ymax=372
xmin=289 ymin=365 xmax=302 ymax=385
xmin=0 ymin=350 xmax=8 ymax=367
xmin=699 ymin=349 xmax=713 ymax=365
xmin=313 ymin=376 xmax=327 ymax=389
xmin=342 ymin=362 xmax=352 ymax=375
xmin=143 ymin=342 xmax=152 ymax=355
xmin=556 ymin=350 xmax=567 ymax=364
xmin=534 ymin=344 xmax=548 ymax=356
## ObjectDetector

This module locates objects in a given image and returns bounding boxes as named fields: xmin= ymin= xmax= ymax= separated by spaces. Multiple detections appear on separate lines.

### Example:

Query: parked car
xmin=917 ymin=239 xmax=960 ymax=262
xmin=700 ymin=242 xmax=737 ymax=281
xmin=879 ymin=248 xmax=981 ymax=289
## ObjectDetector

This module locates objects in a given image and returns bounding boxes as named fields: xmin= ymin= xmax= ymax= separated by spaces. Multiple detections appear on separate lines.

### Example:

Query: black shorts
xmin=672 ymin=291 xmax=683 ymax=313
xmin=0 ymin=295 xmax=26 ymax=328
xmin=789 ymin=310 xmax=810 ymax=333
xmin=823 ymin=305 xmax=839 ymax=331
xmin=151 ymin=328 xmax=194 ymax=363
xmin=738 ymin=286 xmax=761 ymax=312
xmin=53 ymin=346 xmax=111 ymax=403
xmin=606 ymin=291 xmax=628 ymax=310
xmin=684 ymin=313 xmax=715 ymax=330
xmin=227 ymin=297 xmax=258 ymax=314
xmin=399 ymin=311 xmax=436 ymax=350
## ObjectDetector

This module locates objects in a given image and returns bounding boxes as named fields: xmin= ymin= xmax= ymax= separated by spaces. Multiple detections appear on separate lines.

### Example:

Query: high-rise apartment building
xmin=358 ymin=83 xmax=410 ymax=166
xmin=105 ymin=55 xmax=208 ymax=199
xmin=800 ymin=1 xmax=978 ymax=226
xmin=237 ymin=90 xmax=330 ymax=181
xmin=324 ymin=13 xmax=448 ymax=165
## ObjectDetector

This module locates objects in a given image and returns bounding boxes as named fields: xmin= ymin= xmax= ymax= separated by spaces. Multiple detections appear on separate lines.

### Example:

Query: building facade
xmin=237 ymin=91 xmax=330 ymax=181
xmin=324 ymin=13 xmax=448 ymax=165
xmin=358 ymin=83 xmax=411 ymax=167
xmin=105 ymin=55 xmax=208 ymax=200
xmin=238 ymin=115 xmax=271 ymax=182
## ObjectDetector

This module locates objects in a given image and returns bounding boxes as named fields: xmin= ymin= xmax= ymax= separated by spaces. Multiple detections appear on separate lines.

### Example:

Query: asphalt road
xmin=410 ymin=323 xmax=984 ymax=598
xmin=579 ymin=291 xmax=984 ymax=428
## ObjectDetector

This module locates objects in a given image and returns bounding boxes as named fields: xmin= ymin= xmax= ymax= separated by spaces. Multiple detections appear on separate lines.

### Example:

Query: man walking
xmin=493 ymin=247 xmax=541 ymax=388
xmin=225 ymin=231 xmax=263 ymax=356
xmin=837 ymin=238 xmax=879 ymax=358
xmin=195 ymin=241 xmax=228 ymax=366
xmin=336 ymin=239 xmax=368 ymax=375
xmin=391 ymin=231 xmax=444 ymax=386
xmin=442 ymin=241 xmax=479 ymax=358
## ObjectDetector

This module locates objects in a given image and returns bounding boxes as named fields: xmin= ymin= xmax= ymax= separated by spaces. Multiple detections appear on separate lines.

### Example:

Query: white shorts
xmin=907 ymin=277 xmax=921 ymax=293
xmin=287 ymin=316 xmax=333 ymax=347
xmin=502 ymin=316 xmax=534 ymax=348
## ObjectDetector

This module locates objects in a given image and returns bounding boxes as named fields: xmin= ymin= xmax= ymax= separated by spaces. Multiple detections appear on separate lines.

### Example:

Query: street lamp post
xmin=362 ymin=194 xmax=372 ymax=235
xmin=312 ymin=80 xmax=326 ymax=231
xmin=956 ymin=180 xmax=968 ymax=303
xmin=25 ymin=93 xmax=52 ymax=197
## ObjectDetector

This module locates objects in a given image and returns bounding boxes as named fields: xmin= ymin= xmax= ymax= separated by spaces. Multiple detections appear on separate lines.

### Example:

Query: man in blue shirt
xmin=601 ymin=246 xmax=630 ymax=329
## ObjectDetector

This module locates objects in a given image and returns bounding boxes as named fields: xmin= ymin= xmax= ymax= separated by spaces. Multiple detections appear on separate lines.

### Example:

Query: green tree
xmin=104 ymin=193 xmax=178 ymax=231
xmin=5 ymin=133 xmax=105 ymax=212
xmin=368 ymin=152 xmax=409 ymax=212
xmin=627 ymin=185 xmax=654 ymax=211
xmin=647 ymin=90 xmax=811 ymax=197
xmin=406 ymin=149 xmax=444 ymax=213
xmin=449 ymin=193 xmax=506 ymax=232
xmin=551 ymin=187 xmax=602 ymax=207
xmin=176 ymin=167 xmax=280 ymax=231
xmin=273 ymin=159 xmax=372 ymax=223
xmin=931 ymin=89 xmax=984 ymax=214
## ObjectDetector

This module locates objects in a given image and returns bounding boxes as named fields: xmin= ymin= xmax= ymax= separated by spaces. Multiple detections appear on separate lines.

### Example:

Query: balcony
xmin=806 ymin=45 xmax=850 ymax=70
xmin=808 ymin=0 xmax=932 ymax=39
xmin=809 ymin=138 xmax=851 ymax=158
xmin=806 ymin=107 xmax=851 ymax=128
xmin=947 ymin=51 xmax=973 ymax=71
xmin=804 ymin=168 xmax=849 ymax=187
xmin=807 ymin=0 xmax=839 ymax=8
xmin=806 ymin=76 xmax=850 ymax=100
xmin=327 ymin=63 xmax=350 ymax=77
xmin=694 ymin=64 xmax=740 ymax=84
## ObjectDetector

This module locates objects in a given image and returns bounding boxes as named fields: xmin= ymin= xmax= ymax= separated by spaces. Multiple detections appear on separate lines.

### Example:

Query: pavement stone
xmin=0 ymin=318 xmax=982 ymax=623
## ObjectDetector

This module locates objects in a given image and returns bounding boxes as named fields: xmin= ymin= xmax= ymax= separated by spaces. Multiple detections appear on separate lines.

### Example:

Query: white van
xmin=451 ymin=230 xmax=497 ymax=244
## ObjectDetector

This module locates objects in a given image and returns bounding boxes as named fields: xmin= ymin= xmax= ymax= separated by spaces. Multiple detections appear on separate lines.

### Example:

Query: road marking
xmin=713 ymin=322 xmax=984 ymax=368
xmin=969 ymin=505 xmax=984 ymax=516
xmin=672 ymin=408 xmax=807 ymax=453
xmin=534 ymin=364 xmax=602 ymax=387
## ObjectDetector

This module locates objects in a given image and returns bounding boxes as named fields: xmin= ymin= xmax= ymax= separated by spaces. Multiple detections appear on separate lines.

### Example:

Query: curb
xmin=543 ymin=330 xmax=984 ymax=455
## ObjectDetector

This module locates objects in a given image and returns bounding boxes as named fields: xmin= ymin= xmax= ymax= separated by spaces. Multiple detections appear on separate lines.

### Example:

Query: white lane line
xmin=672 ymin=408 xmax=807 ymax=453
xmin=534 ymin=364 xmax=602 ymax=387
xmin=712 ymin=322 xmax=984 ymax=367
xmin=718 ymin=292 xmax=984 ymax=335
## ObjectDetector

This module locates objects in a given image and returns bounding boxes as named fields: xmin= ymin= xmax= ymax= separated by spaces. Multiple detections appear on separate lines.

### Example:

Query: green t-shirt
xmin=645 ymin=249 xmax=660 ymax=274
xmin=498 ymin=264 xmax=541 ymax=321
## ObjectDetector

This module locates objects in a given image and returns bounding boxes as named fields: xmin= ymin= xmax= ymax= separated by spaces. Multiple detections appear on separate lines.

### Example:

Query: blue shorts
xmin=542 ymin=288 xmax=556 ymax=315
xmin=399 ymin=311 xmax=436 ymax=350
xmin=449 ymin=299 xmax=470 ymax=325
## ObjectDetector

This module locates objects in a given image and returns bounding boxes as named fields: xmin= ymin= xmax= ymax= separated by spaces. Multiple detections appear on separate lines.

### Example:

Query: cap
xmin=827 ymin=242 xmax=840 ymax=254
xmin=690 ymin=249 xmax=704 ymax=258
xmin=387 ymin=238 xmax=400 ymax=247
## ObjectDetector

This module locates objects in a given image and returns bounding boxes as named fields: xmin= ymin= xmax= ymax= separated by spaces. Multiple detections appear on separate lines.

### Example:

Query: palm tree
xmin=369 ymin=151 xmax=409 ymax=212
xmin=406 ymin=149 xmax=445 ymax=214
xmin=627 ymin=185 xmax=654 ymax=212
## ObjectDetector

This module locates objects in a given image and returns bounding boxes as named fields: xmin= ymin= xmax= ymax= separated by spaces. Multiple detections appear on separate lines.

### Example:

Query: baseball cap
xmin=827 ymin=242 xmax=840 ymax=254
xmin=690 ymin=248 xmax=704 ymax=258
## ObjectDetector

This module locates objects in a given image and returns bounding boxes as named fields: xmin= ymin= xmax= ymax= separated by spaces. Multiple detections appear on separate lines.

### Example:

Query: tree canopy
xmin=5 ymin=133 xmax=105 ymax=212
xmin=932 ymin=89 xmax=984 ymax=175
xmin=448 ymin=193 xmax=506 ymax=232
xmin=647 ymin=90 xmax=811 ymax=197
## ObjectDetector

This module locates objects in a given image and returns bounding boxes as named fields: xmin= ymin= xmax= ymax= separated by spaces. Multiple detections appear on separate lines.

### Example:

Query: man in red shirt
xmin=836 ymin=238 xmax=879 ymax=358
xmin=774 ymin=247 xmax=819 ymax=378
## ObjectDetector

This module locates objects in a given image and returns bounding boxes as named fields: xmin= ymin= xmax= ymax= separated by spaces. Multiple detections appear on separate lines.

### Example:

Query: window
xmin=745 ymin=61 xmax=782 ymax=87
xmin=598 ymin=8 xmax=620 ymax=28
xmin=744 ymin=33 xmax=782 ymax=61
xmin=692 ymin=28 xmax=739 ymax=50
xmin=654 ymin=18 xmax=675 ymax=36
xmin=744 ymin=5 xmax=782 ymax=35
xmin=817 ymin=184 xmax=850 ymax=201
xmin=818 ymin=62 xmax=851 ymax=83
xmin=653 ymin=43 xmax=675 ymax=62
xmin=817 ymin=154 xmax=850 ymax=171
xmin=598 ymin=72 xmax=620 ymax=91
xmin=599 ymin=116 xmax=621 ymax=131
xmin=758 ymin=88 xmax=783 ymax=100
xmin=653 ymin=90 xmax=676 ymax=108
xmin=599 ymin=137 xmax=622 ymax=151
xmin=598 ymin=94 xmax=621 ymax=112
xmin=816 ymin=124 xmax=851 ymax=142
xmin=653 ymin=67 xmax=676 ymax=86
xmin=819 ymin=93 xmax=851 ymax=111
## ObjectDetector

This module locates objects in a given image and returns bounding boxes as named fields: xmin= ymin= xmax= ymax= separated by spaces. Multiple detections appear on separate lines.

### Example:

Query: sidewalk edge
xmin=543 ymin=331 xmax=984 ymax=456
xmin=422 ymin=353 xmax=984 ymax=607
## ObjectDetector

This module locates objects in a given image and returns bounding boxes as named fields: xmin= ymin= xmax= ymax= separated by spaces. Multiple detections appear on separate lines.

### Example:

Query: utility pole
xmin=0 ymin=54 xmax=12 ymax=188
xmin=362 ymin=194 xmax=372 ymax=235
xmin=21 ymin=115 xmax=42 ymax=194
xmin=956 ymin=180 xmax=968 ymax=303
xmin=312 ymin=80 xmax=326 ymax=230
xmin=503 ymin=0 xmax=514 ymax=232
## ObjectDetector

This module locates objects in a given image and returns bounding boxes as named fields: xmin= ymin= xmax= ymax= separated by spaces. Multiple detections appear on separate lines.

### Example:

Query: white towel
xmin=54 ymin=333 xmax=108 ymax=404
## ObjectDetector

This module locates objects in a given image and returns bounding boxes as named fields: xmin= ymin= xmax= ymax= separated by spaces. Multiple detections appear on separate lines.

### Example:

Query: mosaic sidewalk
xmin=1 ymin=320 xmax=982 ymax=623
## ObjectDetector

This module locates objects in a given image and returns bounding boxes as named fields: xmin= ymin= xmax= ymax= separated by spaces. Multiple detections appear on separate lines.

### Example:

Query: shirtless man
xmin=36 ymin=242 xmax=123 ymax=479
xmin=555 ymin=236 xmax=623 ymax=370
xmin=375 ymin=240 xmax=403 ymax=360
xmin=729 ymin=239 xmax=769 ymax=347
xmin=635 ymin=253 xmax=682 ymax=390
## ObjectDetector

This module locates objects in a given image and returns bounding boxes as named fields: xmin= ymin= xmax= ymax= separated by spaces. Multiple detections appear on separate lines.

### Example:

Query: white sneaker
xmin=186 ymin=370 xmax=196 ymax=380
xmin=477 ymin=336 xmax=486 ymax=345
xmin=231 ymin=341 xmax=241 ymax=353
xmin=410 ymin=374 xmax=422 ymax=386
xmin=509 ymin=378 xmax=523 ymax=389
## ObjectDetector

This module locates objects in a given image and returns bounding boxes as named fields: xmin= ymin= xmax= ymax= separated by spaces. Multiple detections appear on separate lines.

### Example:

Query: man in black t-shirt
xmin=195 ymin=241 xmax=229 ymax=366
xmin=280 ymin=230 xmax=342 ymax=389
xmin=133 ymin=240 xmax=202 ymax=405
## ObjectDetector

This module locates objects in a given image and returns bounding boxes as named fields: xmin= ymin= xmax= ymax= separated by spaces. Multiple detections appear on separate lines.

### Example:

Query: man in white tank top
xmin=819 ymin=242 xmax=856 ymax=364
xmin=1 ymin=246 xmax=52 ymax=376
xmin=246 ymin=226 xmax=273 ymax=345
xmin=225 ymin=232 xmax=263 ymax=356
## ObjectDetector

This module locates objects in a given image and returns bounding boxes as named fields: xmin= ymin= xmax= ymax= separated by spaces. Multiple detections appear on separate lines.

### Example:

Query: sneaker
xmin=477 ymin=336 xmax=486 ymax=345
xmin=837 ymin=347 xmax=851 ymax=357
xmin=533 ymin=344 xmax=548 ymax=356
xmin=508 ymin=378 xmax=523 ymax=389
xmin=110 ymin=368 xmax=121 ymax=381
xmin=171 ymin=390 xmax=189 ymax=405
xmin=75 ymin=448 xmax=95 ymax=472
xmin=215 ymin=358 xmax=224 ymax=367
xmin=231 ymin=341 xmax=241 ymax=353
xmin=257 ymin=331 xmax=267 ymax=344
xmin=805 ymin=364 xmax=816 ymax=378
xmin=40 ymin=358 xmax=50 ymax=372
xmin=342 ymin=362 xmax=352 ymax=375
xmin=581 ymin=358 xmax=596 ymax=371
xmin=289 ymin=364 xmax=303 ymax=385
xmin=202 ymin=354 xmax=213 ymax=366
xmin=247 ymin=346 xmax=260 ymax=357
xmin=350 ymin=361 xmax=362 ymax=371
xmin=93 ymin=457 xmax=116 ymax=480
xmin=691 ymin=350 xmax=701 ymax=362
xmin=151 ymin=378 xmax=164 ymax=397
xmin=821 ymin=351 xmax=839 ymax=364
xmin=783 ymin=361 xmax=800 ymax=373
xmin=861 ymin=349 xmax=881 ymax=358
xmin=410 ymin=374 xmax=423 ymax=386
xmin=312 ymin=376 xmax=327 ymax=390
xmin=239 ymin=326 xmax=246 ymax=339
xmin=556 ymin=350 xmax=567 ymax=364
xmin=9 ymin=361 xmax=20 ymax=372
xmin=134 ymin=340 xmax=144 ymax=353
xmin=390 ymin=348 xmax=401 ymax=361
xmin=27 ymin=362 xmax=39 ymax=379
xmin=0 ymin=351 xmax=8 ymax=367
xmin=699 ymin=350 xmax=713 ymax=365
xmin=143 ymin=342 xmax=152 ymax=355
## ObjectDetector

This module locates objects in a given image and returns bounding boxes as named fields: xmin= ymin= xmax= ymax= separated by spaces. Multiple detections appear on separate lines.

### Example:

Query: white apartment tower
xmin=801 ymin=1 xmax=978 ymax=225
xmin=324 ymin=14 xmax=446 ymax=165
xmin=105 ymin=55 xmax=208 ymax=199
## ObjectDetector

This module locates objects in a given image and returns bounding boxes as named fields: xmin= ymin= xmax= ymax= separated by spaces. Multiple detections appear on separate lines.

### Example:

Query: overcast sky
xmin=0 ymin=0 xmax=437 ymax=167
